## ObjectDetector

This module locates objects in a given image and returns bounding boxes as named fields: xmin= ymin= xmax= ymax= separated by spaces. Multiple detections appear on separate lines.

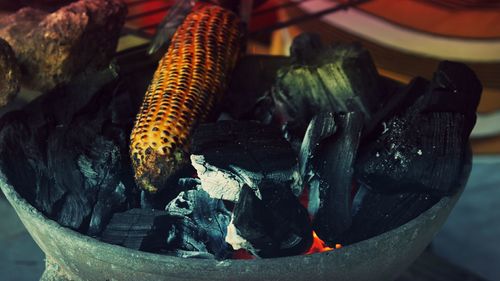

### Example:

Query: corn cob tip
xmin=132 ymin=146 xmax=188 ymax=193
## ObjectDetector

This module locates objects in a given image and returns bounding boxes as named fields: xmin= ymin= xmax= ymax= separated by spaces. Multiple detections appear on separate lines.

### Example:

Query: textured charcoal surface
xmin=190 ymin=121 xmax=298 ymax=202
xmin=0 ymin=66 xmax=142 ymax=233
xmin=230 ymin=184 xmax=312 ymax=258
xmin=312 ymin=112 xmax=363 ymax=244
xmin=356 ymin=62 xmax=481 ymax=196
xmin=224 ymin=55 xmax=291 ymax=122
xmin=338 ymin=185 xmax=441 ymax=245
xmin=0 ymin=38 xmax=20 ymax=107
xmin=100 ymin=208 xmax=172 ymax=252
xmin=297 ymin=112 xmax=337 ymax=197
xmin=0 ymin=0 xmax=127 ymax=92
xmin=165 ymin=187 xmax=232 ymax=259
xmin=272 ymin=34 xmax=384 ymax=136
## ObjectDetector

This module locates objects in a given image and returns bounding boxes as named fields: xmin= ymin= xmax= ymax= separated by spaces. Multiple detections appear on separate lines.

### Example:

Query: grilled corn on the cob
xmin=130 ymin=5 xmax=242 ymax=193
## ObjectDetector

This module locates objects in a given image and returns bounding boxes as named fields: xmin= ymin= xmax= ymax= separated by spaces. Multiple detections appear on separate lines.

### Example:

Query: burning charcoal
xmin=297 ymin=112 xmax=336 ymax=196
xmin=165 ymin=188 xmax=231 ymax=259
xmin=190 ymin=121 xmax=298 ymax=202
xmin=338 ymin=185 xmax=440 ymax=245
xmin=227 ymin=184 xmax=312 ymax=258
xmin=0 ymin=38 xmax=20 ymax=107
xmin=100 ymin=209 xmax=172 ymax=252
xmin=224 ymin=55 xmax=291 ymax=122
xmin=272 ymin=35 xmax=384 ymax=135
xmin=311 ymin=112 xmax=363 ymax=243
xmin=0 ymin=0 xmax=127 ymax=91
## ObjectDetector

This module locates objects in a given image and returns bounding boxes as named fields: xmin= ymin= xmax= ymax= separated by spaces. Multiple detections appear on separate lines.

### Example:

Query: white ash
xmin=191 ymin=155 xmax=244 ymax=202
xmin=225 ymin=216 xmax=257 ymax=255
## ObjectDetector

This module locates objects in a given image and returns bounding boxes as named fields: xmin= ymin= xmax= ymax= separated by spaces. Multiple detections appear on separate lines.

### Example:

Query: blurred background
xmin=0 ymin=0 xmax=499 ymax=280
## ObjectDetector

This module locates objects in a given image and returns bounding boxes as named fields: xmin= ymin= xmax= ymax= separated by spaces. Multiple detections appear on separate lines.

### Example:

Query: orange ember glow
xmin=305 ymin=231 xmax=341 ymax=255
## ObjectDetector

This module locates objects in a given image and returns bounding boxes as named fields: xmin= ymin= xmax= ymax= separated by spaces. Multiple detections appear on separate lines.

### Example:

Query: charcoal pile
xmin=0 ymin=32 xmax=482 ymax=260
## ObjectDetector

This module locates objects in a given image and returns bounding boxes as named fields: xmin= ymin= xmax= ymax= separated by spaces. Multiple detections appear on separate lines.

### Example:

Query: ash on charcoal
xmin=100 ymin=208 xmax=171 ymax=252
xmin=0 ymin=0 xmax=127 ymax=92
xmin=0 ymin=38 xmax=20 ymax=107
xmin=0 ymin=66 xmax=141 ymax=233
xmin=164 ymin=187 xmax=231 ymax=259
xmin=337 ymin=185 xmax=440 ymax=245
xmin=356 ymin=62 xmax=481 ymax=196
xmin=311 ymin=112 xmax=363 ymax=244
xmin=272 ymin=33 xmax=384 ymax=136
xmin=190 ymin=121 xmax=298 ymax=202
xmin=228 ymin=184 xmax=312 ymax=258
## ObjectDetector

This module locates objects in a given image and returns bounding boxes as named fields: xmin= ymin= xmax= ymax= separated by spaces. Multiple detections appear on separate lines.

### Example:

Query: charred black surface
xmin=224 ymin=55 xmax=291 ymax=123
xmin=100 ymin=208 xmax=171 ymax=252
xmin=190 ymin=120 xmax=298 ymax=201
xmin=272 ymin=34 xmax=384 ymax=136
xmin=338 ymin=185 xmax=440 ymax=245
xmin=312 ymin=112 xmax=363 ymax=244
xmin=0 ymin=67 xmax=143 ymax=233
xmin=297 ymin=112 xmax=336 ymax=196
xmin=164 ymin=187 xmax=231 ymax=259
xmin=356 ymin=62 xmax=481 ymax=196
xmin=231 ymin=184 xmax=312 ymax=258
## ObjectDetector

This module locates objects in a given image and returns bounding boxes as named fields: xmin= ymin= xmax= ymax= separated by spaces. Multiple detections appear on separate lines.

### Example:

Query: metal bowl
xmin=0 ymin=169 xmax=466 ymax=281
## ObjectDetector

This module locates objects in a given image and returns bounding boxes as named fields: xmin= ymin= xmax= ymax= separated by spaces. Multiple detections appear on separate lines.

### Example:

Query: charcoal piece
xmin=0 ymin=0 xmax=127 ymax=91
xmin=148 ymin=0 xmax=194 ymax=57
xmin=224 ymin=55 xmax=291 ymax=122
xmin=165 ymin=188 xmax=231 ymax=259
xmin=424 ymin=61 xmax=482 ymax=133
xmin=228 ymin=184 xmax=312 ymax=258
xmin=363 ymin=77 xmax=429 ymax=140
xmin=311 ymin=112 xmax=363 ymax=243
xmin=357 ymin=111 xmax=470 ymax=195
xmin=290 ymin=32 xmax=323 ymax=65
xmin=190 ymin=121 xmax=298 ymax=202
xmin=0 ymin=66 xmax=141 ymax=232
xmin=338 ymin=185 xmax=440 ymax=245
xmin=297 ymin=112 xmax=337 ymax=196
xmin=100 ymin=209 xmax=172 ymax=252
xmin=272 ymin=38 xmax=384 ymax=135
xmin=0 ymin=38 xmax=20 ymax=107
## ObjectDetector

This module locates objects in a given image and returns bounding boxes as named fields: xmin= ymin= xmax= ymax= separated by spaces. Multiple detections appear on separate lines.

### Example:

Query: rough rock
xmin=0 ymin=38 xmax=20 ymax=107
xmin=0 ymin=0 xmax=127 ymax=91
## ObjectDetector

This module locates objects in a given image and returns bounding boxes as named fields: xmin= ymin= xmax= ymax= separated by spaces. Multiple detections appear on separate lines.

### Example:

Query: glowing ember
xmin=305 ymin=231 xmax=341 ymax=254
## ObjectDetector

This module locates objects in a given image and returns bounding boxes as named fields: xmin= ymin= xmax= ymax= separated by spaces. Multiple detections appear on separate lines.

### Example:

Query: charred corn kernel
xmin=130 ymin=5 xmax=242 ymax=193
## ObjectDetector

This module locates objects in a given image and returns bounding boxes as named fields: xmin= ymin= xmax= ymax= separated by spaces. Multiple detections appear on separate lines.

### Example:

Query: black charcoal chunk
xmin=224 ymin=55 xmax=291 ymax=122
xmin=311 ymin=112 xmax=363 ymax=243
xmin=100 ymin=209 xmax=171 ymax=252
xmin=190 ymin=121 xmax=298 ymax=202
xmin=165 ymin=188 xmax=231 ymax=259
xmin=0 ymin=67 xmax=140 ymax=232
xmin=228 ymin=184 xmax=312 ymax=258
xmin=297 ymin=112 xmax=337 ymax=196
xmin=425 ymin=61 xmax=482 ymax=133
xmin=357 ymin=111 xmax=470 ymax=195
xmin=338 ymin=185 xmax=440 ymax=245
xmin=363 ymin=77 xmax=429 ymax=140
xmin=272 ymin=37 xmax=384 ymax=135
xmin=290 ymin=32 xmax=323 ymax=65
